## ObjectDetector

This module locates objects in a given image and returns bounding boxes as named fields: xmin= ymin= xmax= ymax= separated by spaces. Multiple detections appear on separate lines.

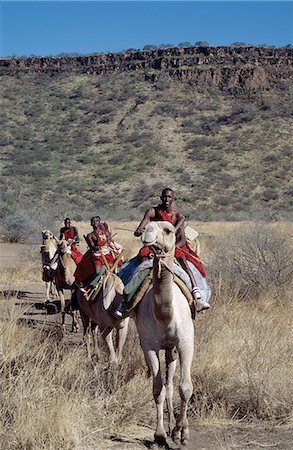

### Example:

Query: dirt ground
xmin=1 ymin=243 xmax=293 ymax=450
xmin=101 ymin=423 xmax=293 ymax=449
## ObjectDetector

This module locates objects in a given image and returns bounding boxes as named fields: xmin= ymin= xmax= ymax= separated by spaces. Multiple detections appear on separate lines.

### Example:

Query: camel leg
xmin=172 ymin=344 xmax=194 ymax=446
xmin=70 ymin=309 xmax=80 ymax=333
xmin=58 ymin=289 xmax=66 ymax=332
xmin=45 ymin=282 xmax=50 ymax=302
xmin=91 ymin=321 xmax=99 ymax=362
xmin=165 ymin=349 xmax=177 ymax=436
xmin=104 ymin=331 xmax=117 ymax=364
xmin=66 ymin=293 xmax=79 ymax=333
xmin=144 ymin=348 xmax=167 ymax=446
xmin=80 ymin=310 xmax=92 ymax=360
xmin=115 ymin=320 xmax=129 ymax=364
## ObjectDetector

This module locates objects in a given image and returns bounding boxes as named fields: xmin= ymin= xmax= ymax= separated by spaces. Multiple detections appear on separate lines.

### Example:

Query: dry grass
xmin=1 ymin=221 xmax=293 ymax=449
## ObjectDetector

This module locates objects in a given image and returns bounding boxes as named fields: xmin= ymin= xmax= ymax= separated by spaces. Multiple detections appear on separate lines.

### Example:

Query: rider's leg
xmin=177 ymin=256 xmax=210 ymax=311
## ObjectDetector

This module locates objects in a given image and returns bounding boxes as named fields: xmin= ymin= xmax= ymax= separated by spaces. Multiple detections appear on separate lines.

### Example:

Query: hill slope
xmin=1 ymin=46 xmax=293 ymax=227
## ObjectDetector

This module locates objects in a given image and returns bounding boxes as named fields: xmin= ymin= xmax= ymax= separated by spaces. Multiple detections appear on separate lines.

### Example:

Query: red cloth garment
xmin=174 ymin=244 xmax=206 ymax=277
xmin=139 ymin=205 xmax=206 ymax=277
xmin=71 ymin=245 xmax=83 ymax=265
xmin=74 ymin=248 xmax=122 ymax=285
xmin=74 ymin=250 xmax=95 ymax=285
xmin=63 ymin=227 xmax=76 ymax=241
xmin=93 ymin=226 xmax=109 ymax=246
xmin=152 ymin=206 xmax=176 ymax=224
xmin=138 ymin=244 xmax=205 ymax=277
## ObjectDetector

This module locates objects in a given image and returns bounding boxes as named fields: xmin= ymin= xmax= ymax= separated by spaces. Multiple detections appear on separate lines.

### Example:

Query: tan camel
xmin=40 ymin=230 xmax=58 ymax=301
xmin=76 ymin=273 xmax=129 ymax=364
xmin=135 ymin=221 xmax=194 ymax=446
xmin=55 ymin=239 xmax=79 ymax=332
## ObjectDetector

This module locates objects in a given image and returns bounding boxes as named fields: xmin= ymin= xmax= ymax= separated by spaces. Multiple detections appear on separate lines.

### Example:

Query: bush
xmin=0 ymin=212 xmax=37 ymax=242
xmin=208 ymin=223 xmax=293 ymax=300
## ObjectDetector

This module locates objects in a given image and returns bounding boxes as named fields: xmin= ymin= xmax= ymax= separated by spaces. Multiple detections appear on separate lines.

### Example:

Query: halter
xmin=149 ymin=223 xmax=175 ymax=279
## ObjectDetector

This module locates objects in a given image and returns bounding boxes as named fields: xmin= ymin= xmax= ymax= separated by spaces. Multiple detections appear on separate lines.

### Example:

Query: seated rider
xmin=74 ymin=216 xmax=122 ymax=293
xmin=114 ymin=187 xmax=210 ymax=317
xmin=59 ymin=218 xmax=83 ymax=264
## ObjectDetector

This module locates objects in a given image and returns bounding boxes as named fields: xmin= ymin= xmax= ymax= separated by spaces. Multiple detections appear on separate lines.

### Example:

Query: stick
xmin=175 ymin=216 xmax=185 ymax=233
xmin=100 ymin=252 xmax=111 ymax=272
xmin=110 ymin=250 xmax=124 ymax=273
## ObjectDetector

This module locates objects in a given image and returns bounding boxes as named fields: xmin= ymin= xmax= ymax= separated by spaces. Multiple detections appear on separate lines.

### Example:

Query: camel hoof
xmin=172 ymin=429 xmax=181 ymax=445
xmin=154 ymin=434 xmax=168 ymax=448
xmin=182 ymin=438 xmax=189 ymax=446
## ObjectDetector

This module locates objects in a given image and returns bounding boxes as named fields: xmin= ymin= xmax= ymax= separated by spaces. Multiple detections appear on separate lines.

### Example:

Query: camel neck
xmin=153 ymin=255 xmax=174 ymax=323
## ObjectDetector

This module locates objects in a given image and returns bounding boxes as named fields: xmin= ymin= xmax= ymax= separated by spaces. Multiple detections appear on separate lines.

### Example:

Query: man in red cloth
xmin=134 ymin=187 xmax=210 ymax=311
xmin=74 ymin=216 xmax=122 ymax=292
xmin=59 ymin=218 xmax=83 ymax=264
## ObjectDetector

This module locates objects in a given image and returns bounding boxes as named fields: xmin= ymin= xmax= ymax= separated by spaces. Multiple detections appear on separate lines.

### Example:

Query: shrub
xmin=208 ymin=223 xmax=293 ymax=300
xmin=0 ymin=211 xmax=37 ymax=242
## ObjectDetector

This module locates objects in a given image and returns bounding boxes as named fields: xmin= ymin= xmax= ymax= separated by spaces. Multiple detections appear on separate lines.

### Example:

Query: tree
xmin=158 ymin=43 xmax=174 ymax=49
xmin=230 ymin=42 xmax=247 ymax=47
xmin=143 ymin=44 xmax=158 ymax=51
xmin=195 ymin=41 xmax=209 ymax=46
xmin=178 ymin=41 xmax=192 ymax=47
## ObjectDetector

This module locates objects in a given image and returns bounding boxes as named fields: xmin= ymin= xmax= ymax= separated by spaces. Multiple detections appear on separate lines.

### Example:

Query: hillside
xmin=1 ymin=46 xmax=293 ymax=232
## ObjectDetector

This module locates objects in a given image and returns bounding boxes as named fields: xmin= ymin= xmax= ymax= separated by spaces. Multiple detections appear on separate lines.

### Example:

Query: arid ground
xmin=1 ymin=221 xmax=293 ymax=449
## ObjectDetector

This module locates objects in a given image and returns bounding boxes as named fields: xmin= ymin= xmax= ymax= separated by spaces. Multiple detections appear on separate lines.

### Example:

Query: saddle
xmin=124 ymin=271 xmax=195 ymax=319
xmin=83 ymin=251 xmax=124 ymax=303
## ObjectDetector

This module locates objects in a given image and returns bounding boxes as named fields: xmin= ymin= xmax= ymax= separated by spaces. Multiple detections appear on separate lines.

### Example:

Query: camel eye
xmin=164 ymin=228 xmax=172 ymax=234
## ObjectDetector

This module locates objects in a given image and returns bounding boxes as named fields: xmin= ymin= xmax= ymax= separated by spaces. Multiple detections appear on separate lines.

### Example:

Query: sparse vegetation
xmin=0 ymin=221 xmax=293 ymax=449
xmin=0 ymin=49 xmax=292 ymax=237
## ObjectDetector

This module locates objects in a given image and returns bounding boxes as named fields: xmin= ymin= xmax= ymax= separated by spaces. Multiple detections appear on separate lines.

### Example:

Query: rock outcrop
xmin=1 ymin=46 xmax=292 ymax=92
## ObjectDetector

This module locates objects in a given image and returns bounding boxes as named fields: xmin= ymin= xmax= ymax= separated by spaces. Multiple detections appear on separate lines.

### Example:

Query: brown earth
xmin=1 ymin=242 xmax=293 ymax=450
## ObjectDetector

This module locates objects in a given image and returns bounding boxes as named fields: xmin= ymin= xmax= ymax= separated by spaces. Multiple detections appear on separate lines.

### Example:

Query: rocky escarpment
xmin=1 ymin=46 xmax=293 ymax=92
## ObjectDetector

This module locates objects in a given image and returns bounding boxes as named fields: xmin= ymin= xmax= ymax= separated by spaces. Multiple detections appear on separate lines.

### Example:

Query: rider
xmin=60 ymin=218 xmax=80 ymax=244
xmin=115 ymin=188 xmax=210 ymax=317
xmin=59 ymin=218 xmax=83 ymax=264
xmin=75 ymin=216 xmax=122 ymax=293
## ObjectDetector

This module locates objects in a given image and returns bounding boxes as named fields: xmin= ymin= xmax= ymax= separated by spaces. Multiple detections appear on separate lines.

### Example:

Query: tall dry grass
xmin=1 ymin=221 xmax=293 ymax=449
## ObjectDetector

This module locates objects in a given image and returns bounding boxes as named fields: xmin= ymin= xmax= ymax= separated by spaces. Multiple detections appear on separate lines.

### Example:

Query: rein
xmin=150 ymin=228 xmax=174 ymax=279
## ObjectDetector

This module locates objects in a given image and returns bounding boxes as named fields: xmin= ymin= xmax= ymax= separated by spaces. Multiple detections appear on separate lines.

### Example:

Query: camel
xmin=40 ymin=230 xmax=59 ymax=302
xmin=55 ymin=239 xmax=79 ymax=332
xmin=75 ymin=273 xmax=130 ymax=364
xmin=135 ymin=221 xmax=194 ymax=446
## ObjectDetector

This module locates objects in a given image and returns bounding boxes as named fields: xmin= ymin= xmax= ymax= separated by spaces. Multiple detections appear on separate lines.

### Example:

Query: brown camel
xmin=76 ymin=273 xmax=129 ymax=364
xmin=135 ymin=221 xmax=194 ymax=446
xmin=55 ymin=239 xmax=79 ymax=332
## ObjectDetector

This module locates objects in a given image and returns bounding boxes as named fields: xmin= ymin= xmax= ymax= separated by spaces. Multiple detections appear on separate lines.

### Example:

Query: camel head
xmin=57 ymin=239 xmax=71 ymax=255
xmin=42 ymin=229 xmax=55 ymax=241
xmin=141 ymin=221 xmax=176 ymax=255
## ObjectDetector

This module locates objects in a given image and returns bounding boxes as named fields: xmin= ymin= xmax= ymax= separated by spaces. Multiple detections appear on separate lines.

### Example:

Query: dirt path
xmin=81 ymin=423 xmax=293 ymax=449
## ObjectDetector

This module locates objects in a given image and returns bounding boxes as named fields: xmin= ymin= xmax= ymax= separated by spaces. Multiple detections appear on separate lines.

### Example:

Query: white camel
xmin=135 ymin=221 xmax=194 ymax=446
xmin=76 ymin=273 xmax=129 ymax=364
xmin=40 ymin=230 xmax=58 ymax=302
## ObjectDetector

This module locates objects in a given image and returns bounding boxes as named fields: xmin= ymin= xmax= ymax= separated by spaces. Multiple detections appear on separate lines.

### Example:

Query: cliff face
xmin=1 ymin=46 xmax=292 ymax=91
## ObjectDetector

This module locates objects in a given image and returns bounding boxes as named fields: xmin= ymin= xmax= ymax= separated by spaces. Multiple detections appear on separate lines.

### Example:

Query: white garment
xmin=131 ymin=258 xmax=211 ymax=303
xmin=186 ymin=260 xmax=211 ymax=303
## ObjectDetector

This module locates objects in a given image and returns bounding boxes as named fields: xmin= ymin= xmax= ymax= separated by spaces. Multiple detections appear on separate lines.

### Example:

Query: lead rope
xmin=153 ymin=223 xmax=176 ymax=279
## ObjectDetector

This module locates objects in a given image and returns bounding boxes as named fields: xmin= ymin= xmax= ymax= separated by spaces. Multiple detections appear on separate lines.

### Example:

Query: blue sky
xmin=1 ymin=1 xmax=292 ymax=56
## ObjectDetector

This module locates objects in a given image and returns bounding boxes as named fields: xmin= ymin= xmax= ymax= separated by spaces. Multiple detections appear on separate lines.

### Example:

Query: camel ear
xmin=175 ymin=216 xmax=185 ymax=233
